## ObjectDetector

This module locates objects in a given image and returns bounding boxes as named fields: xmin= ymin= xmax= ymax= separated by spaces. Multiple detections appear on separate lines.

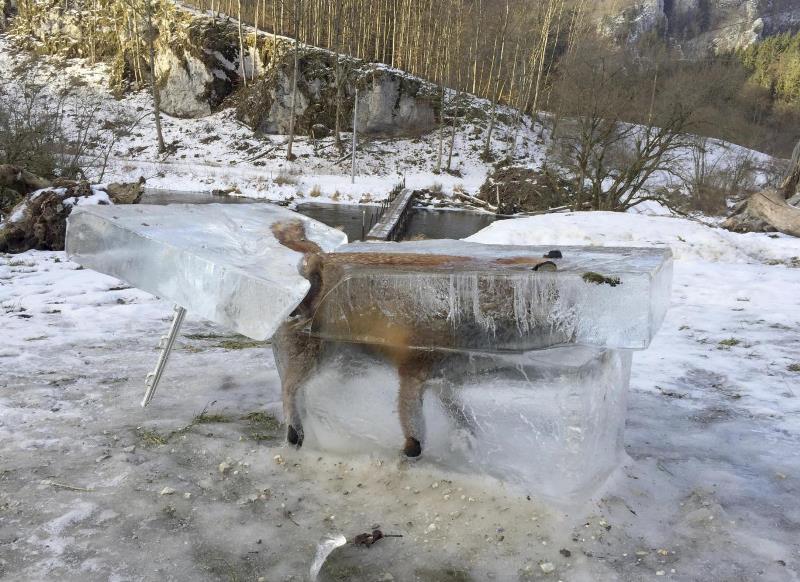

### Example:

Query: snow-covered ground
xmin=1 ymin=212 xmax=799 ymax=581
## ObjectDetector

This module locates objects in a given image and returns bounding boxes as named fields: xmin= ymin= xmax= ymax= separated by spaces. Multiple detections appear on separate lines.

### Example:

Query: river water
xmin=141 ymin=190 xmax=499 ymax=241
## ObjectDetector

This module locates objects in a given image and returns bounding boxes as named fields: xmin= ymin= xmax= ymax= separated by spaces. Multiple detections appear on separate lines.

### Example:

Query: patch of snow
xmin=468 ymin=211 xmax=798 ymax=264
xmin=63 ymin=190 xmax=112 ymax=207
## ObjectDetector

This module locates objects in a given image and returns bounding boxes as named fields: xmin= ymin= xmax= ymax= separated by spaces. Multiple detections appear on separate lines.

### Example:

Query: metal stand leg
xmin=142 ymin=305 xmax=187 ymax=407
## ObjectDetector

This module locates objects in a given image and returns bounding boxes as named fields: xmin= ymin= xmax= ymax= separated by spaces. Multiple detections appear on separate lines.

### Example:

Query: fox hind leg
xmin=397 ymin=351 xmax=440 ymax=458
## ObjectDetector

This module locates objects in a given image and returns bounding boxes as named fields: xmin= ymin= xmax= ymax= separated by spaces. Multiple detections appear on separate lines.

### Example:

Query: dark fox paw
xmin=287 ymin=425 xmax=304 ymax=447
xmin=403 ymin=437 xmax=422 ymax=458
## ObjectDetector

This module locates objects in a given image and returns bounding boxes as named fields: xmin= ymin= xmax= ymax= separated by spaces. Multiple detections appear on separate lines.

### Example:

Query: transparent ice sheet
xmin=66 ymin=204 xmax=347 ymax=340
xmin=299 ymin=343 xmax=633 ymax=502
xmin=309 ymin=240 xmax=672 ymax=351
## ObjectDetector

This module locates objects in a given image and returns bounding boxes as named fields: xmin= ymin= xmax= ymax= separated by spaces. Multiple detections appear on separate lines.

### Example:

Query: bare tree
xmin=285 ymin=0 xmax=304 ymax=161
xmin=237 ymin=0 xmax=248 ymax=86
xmin=143 ymin=0 xmax=166 ymax=153
xmin=547 ymin=40 xmax=698 ymax=211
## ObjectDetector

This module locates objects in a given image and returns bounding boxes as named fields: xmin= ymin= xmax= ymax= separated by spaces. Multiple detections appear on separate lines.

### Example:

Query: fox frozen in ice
xmin=271 ymin=219 xmax=556 ymax=458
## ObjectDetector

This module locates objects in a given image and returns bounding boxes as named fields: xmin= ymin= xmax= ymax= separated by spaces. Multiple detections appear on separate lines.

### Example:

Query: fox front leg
xmin=273 ymin=321 xmax=321 ymax=448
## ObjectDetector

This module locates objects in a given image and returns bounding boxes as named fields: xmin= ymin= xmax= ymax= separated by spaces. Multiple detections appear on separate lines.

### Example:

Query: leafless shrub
xmin=672 ymin=138 xmax=757 ymax=215
xmin=0 ymin=62 xmax=141 ymax=181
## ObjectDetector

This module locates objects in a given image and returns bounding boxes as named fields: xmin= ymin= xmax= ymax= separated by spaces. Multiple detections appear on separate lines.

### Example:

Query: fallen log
xmin=723 ymin=138 xmax=800 ymax=237
xmin=454 ymin=190 xmax=497 ymax=211
xmin=747 ymin=189 xmax=800 ymax=237
xmin=0 ymin=164 xmax=52 ymax=192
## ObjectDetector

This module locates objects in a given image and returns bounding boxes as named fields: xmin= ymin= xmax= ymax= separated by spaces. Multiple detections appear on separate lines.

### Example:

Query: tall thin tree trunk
xmin=252 ymin=0 xmax=260 ymax=79
xmin=435 ymin=86 xmax=445 ymax=174
xmin=286 ymin=0 xmax=301 ymax=161
xmin=446 ymin=91 xmax=459 ymax=171
xmin=332 ymin=0 xmax=344 ymax=152
xmin=237 ymin=0 xmax=247 ymax=86
xmin=145 ymin=2 xmax=166 ymax=153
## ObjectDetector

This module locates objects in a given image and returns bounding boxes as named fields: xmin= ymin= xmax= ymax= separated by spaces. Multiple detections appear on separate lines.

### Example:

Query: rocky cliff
xmin=0 ymin=0 xmax=15 ymax=31
xmin=9 ymin=0 xmax=438 ymax=137
xmin=602 ymin=0 xmax=800 ymax=54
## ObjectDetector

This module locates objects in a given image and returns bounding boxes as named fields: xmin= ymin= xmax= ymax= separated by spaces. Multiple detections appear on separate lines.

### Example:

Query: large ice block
xmin=66 ymin=204 xmax=347 ymax=340
xmin=307 ymin=239 xmax=672 ymax=351
xmin=298 ymin=342 xmax=632 ymax=503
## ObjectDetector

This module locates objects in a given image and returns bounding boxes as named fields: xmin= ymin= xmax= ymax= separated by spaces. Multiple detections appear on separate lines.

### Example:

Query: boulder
xmin=105 ymin=178 xmax=145 ymax=205
xmin=237 ymin=51 xmax=438 ymax=138
xmin=0 ymin=181 xmax=141 ymax=253
xmin=236 ymin=48 xmax=334 ymax=136
xmin=355 ymin=68 xmax=437 ymax=137
xmin=155 ymin=18 xmax=244 ymax=118
xmin=310 ymin=123 xmax=331 ymax=139
xmin=14 ymin=1 xmax=439 ymax=133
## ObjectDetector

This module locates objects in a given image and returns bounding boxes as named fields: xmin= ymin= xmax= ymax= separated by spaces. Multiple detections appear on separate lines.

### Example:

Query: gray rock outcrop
xmin=236 ymin=49 xmax=438 ymax=138
xmin=602 ymin=0 xmax=800 ymax=54
xmin=154 ymin=18 xmax=245 ymax=118
xmin=356 ymin=68 xmax=437 ymax=137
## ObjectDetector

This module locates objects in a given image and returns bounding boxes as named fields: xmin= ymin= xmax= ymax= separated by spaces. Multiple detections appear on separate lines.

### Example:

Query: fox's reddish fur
xmin=271 ymin=219 xmax=552 ymax=457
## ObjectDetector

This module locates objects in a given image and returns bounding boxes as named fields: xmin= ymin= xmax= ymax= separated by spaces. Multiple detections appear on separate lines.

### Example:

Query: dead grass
xmin=184 ymin=332 xmax=228 ymax=340
xmin=242 ymin=411 xmax=281 ymax=442
xmin=138 ymin=429 xmax=168 ymax=447
xmin=194 ymin=412 xmax=232 ymax=424
xmin=242 ymin=411 xmax=281 ymax=431
xmin=214 ymin=338 xmax=266 ymax=350
xmin=718 ymin=338 xmax=742 ymax=348
xmin=274 ymin=170 xmax=297 ymax=186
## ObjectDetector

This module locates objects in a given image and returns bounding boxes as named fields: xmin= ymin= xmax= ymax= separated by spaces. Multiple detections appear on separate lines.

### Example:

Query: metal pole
xmin=142 ymin=304 xmax=186 ymax=407
xmin=351 ymin=87 xmax=358 ymax=184
xmin=361 ymin=209 xmax=366 ymax=240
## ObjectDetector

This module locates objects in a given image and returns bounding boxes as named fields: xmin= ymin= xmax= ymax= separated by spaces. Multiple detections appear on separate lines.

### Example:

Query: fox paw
xmin=403 ymin=437 xmax=422 ymax=458
xmin=287 ymin=425 xmax=304 ymax=447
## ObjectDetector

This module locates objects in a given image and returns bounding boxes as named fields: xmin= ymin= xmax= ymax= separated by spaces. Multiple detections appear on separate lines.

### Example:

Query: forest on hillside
xmin=178 ymin=0 xmax=800 ymax=156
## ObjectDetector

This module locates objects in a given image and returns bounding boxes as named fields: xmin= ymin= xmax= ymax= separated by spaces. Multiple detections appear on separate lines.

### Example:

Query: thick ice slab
xmin=309 ymin=239 xmax=672 ymax=351
xmin=299 ymin=343 xmax=632 ymax=503
xmin=66 ymin=204 xmax=347 ymax=340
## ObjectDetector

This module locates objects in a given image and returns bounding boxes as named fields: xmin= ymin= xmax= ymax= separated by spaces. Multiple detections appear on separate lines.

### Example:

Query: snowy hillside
xmin=0 ymin=33 xmax=780 ymax=211
xmin=0 ymin=34 xmax=543 ymax=204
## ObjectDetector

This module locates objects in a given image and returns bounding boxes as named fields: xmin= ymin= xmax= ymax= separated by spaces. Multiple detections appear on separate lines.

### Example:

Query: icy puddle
xmin=2 ymin=211 xmax=800 ymax=581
